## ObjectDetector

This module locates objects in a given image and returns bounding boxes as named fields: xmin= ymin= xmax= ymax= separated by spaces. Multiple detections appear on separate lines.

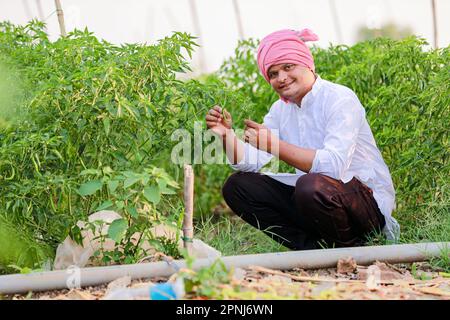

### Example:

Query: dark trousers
xmin=222 ymin=172 xmax=386 ymax=250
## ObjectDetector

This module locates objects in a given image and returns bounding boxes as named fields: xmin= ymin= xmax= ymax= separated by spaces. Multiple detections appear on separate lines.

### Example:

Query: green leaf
xmin=157 ymin=178 xmax=167 ymax=189
xmin=8 ymin=264 xmax=32 ymax=274
xmin=70 ymin=225 xmax=83 ymax=246
xmin=116 ymin=200 xmax=125 ymax=209
xmin=126 ymin=206 xmax=139 ymax=218
xmin=124 ymin=176 xmax=141 ymax=189
xmin=121 ymin=171 xmax=135 ymax=178
xmin=124 ymin=256 xmax=134 ymax=264
xmin=160 ymin=186 xmax=177 ymax=195
xmin=143 ymin=184 xmax=160 ymax=204
xmin=102 ymin=166 xmax=113 ymax=175
xmin=103 ymin=118 xmax=110 ymax=136
xmin=108 ymin=218 xmax=128 ymax=243
xmin=147 ymin=239 xmax=164 ymax=252
xmin=80 ymin=169 xmax=101 ymax=176
xmin=95 ymin=200 xmax=113 ymax=211
xmin=107 ymin=180 xmax=120 ymax=193
xmin=77 ymin=180 xmax=103 ymax=196
xmin=157 ymin=174 xmax=177 ymax=194
xmin=141 ymin=173 xmax=150 ymax=185
xmin=166 ymin=179 xmax=179 ymax=189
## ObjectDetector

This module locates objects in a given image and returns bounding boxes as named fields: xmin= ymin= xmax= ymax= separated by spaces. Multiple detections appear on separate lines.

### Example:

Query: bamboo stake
xmin=431 ymin=0 xmax=438 ymax=49
xmin=54 ymin=0 xmax=66 ymax=37
xmin=232 ymin=0 xmax=245 ymax=40
xmin=183 ymin=164 xmax=194 ymax=255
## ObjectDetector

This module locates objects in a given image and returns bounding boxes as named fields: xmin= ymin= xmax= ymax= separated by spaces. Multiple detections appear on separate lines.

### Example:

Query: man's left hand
xmin=244 ymin=119 xmax=278 ymax=153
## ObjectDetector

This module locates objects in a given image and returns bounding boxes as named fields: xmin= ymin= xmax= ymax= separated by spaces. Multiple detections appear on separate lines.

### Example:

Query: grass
xmin=0 ymin=215 xmax=51 ymax=274
xmin=195 ymin=213 xmax=288 ymax=256
xmin=398 ymin=201 xmax=450 ymax=245
xmin=428 ymin=246 xmax=450 ymax=273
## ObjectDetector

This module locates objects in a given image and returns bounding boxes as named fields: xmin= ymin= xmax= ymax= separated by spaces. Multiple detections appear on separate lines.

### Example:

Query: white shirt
xmin=229 ymin=76 xmax=400 ymax=241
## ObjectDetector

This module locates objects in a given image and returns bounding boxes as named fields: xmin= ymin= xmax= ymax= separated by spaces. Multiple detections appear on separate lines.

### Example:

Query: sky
xmin=0 ymin=0 xmax=448 ymax=75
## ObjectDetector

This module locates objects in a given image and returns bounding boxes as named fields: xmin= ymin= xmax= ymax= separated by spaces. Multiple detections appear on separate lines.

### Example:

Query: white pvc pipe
xmin=0 ymin=242 xmax=448 ymax=295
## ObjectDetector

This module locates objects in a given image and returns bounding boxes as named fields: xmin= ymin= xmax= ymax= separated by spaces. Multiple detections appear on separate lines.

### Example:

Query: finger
xmin=244 ymin=119 xmax=261 ymax=129
xmin=223 ymin=109 xmax=232 ymax=121
xmin=245 ymin=128 xmax=257 ymax=136
xmin=244 ymin=133 xmax=252 ymax=144
xmin=206 ymin=121 xmax=218 ymax=128
xmin=245 ymin=129 xmax=258 ymax=144
xmin=246 ymin=135 xmax=257 ymax=146
xmin=209 ymin=110 xmax=223 ymax=118
xmin=208 ymin=109 xmax=222 ymax=117
xmin=213 ymin=105 xmax=222 ymax=113
xmin=206 ymin=114 xmax=220 ymax=122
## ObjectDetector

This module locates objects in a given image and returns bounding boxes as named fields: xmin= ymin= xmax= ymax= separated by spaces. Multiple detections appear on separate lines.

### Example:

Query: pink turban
xmin=257 ymin=29 xmax=319 ymax=83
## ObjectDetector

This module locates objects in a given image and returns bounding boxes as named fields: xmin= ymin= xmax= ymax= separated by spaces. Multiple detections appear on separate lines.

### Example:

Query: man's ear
xmin=308 ymin=68 xmax=317 ymax=78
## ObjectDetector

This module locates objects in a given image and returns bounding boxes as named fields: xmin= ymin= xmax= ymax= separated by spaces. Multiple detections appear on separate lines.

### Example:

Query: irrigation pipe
xmin=0 ymin=242 xmax=448 ymax=294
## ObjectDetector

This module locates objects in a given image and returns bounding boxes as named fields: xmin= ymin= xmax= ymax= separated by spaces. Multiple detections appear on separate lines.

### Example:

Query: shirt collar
xmin=297 ymin=74 xmax=323 ymax=109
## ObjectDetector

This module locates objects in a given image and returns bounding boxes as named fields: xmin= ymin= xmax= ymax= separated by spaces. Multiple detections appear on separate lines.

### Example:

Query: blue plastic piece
xmin=149 ymin=282 xmax=178 ymax=300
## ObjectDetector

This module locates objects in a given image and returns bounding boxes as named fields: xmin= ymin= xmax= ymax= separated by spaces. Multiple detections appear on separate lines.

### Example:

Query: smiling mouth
xmin=279 ymin=81 xmax=294 ymax=89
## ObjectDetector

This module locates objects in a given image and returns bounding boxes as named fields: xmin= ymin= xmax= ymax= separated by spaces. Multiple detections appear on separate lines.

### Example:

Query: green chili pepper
xmin=222 ymin=108 xmax=230 ymax=121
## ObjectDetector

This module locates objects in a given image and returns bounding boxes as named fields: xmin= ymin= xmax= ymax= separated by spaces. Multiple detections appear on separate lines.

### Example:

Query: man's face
xmin=267 ymin=63 xmax=315 ymax=104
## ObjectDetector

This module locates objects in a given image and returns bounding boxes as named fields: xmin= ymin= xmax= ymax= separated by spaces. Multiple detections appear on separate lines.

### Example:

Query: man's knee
xmin=222 ymin=172 xmax=254 ymax=202
xmin=294 ymin=173 xmax=325 ymax=202
xmin=223 ymin=171 xmax=270 ymax=206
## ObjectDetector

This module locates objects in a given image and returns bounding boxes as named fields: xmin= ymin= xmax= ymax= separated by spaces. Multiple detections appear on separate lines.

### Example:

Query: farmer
xmin=205 ymin=29 xmax=399 ymax=250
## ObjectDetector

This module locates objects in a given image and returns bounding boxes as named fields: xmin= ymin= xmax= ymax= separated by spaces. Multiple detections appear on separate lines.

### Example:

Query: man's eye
xmin=285 ymin=65 xmax=292 ymax=70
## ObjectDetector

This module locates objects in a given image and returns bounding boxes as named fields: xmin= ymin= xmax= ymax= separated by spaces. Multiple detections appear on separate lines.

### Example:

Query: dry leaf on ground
xmin=337 ymin=257 xmax=357 ymax=274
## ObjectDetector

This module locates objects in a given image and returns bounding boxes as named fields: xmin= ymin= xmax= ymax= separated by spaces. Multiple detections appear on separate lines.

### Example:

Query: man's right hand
xmin=205 ymin=105 xmax=232 ymax=137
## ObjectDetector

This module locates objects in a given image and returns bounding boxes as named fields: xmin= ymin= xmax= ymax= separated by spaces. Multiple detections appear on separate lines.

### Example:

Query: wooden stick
xmin=54 ymin=0 xmax=66 ymax=37
xmin=232 ymin=0 xmax=244 ymax=40
xmin=431 ymin=0 xmax=439 ymax=49
xmin=412 ymin=286 xmax=450 ymax=297
xmin=183 ymin=164 xmax=194 ymax=255
xmin=248 ymin=265 xmax=424 ymax=285
xmin=248 ymin=265 xmax=365 ymax=283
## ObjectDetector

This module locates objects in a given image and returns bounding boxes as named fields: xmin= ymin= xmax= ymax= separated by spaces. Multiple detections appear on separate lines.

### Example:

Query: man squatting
xmin=205 ymin=28 xmax=400 ymax=250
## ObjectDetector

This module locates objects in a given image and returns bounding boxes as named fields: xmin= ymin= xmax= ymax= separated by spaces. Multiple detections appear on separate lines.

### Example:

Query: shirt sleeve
xmin=310 ymin=97 xmax=364 ymax=180
xmin=228 ymin=102 xmax=280 ymax=172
